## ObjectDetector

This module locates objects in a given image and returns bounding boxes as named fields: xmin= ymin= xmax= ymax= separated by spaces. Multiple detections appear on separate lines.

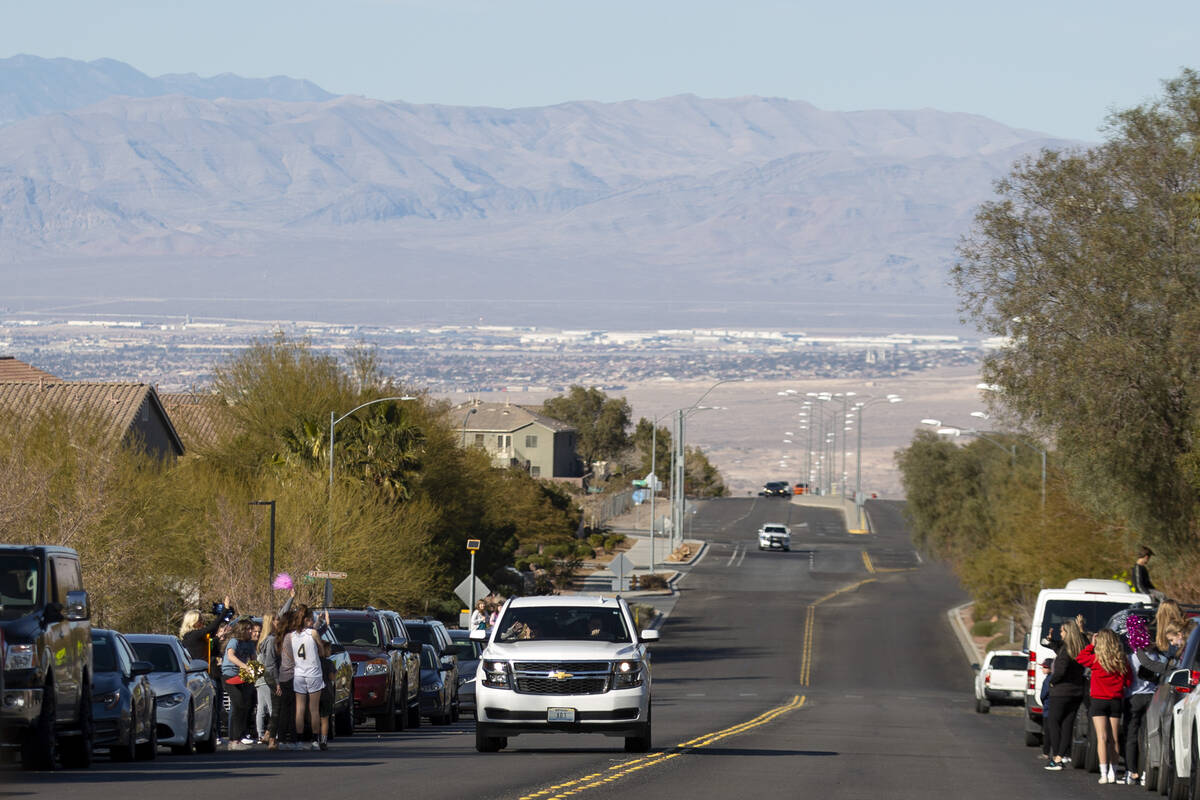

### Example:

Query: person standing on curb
xmin=1123 ymin=614 xmax=1161 ymax=785
xmin=1038 ymin=658 xmax=1053 ymax=759
xmin=1044 ymin=620 xmax=1087 ymax=772
xmin=1076 ymin=628 xmax=1133 ymax=784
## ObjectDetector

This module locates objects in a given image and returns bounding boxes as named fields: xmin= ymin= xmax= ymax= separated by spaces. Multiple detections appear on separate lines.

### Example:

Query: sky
xmin=2 ymin=0 xmax=1198 ymax=141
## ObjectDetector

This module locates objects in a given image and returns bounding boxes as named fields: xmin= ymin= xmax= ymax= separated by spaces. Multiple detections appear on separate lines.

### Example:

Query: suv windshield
xmin=330 ymin=618 xmax=381 ymax=647
xmin=0 ymin=555 xmax=40 ymax=618
xmin=496 ymin=606 xmax=631 ymax=643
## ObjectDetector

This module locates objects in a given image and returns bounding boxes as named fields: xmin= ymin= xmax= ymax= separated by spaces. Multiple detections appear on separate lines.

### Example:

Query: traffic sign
xmin=307 ymin=570 xmax=347 ymax=580
xmin=466 ymin=539 xmax=481 ymax=552
xmin=609 ymin=553 xmax=634 ymax=581
xmin=455 ymin=575 xmax=490 ymax=609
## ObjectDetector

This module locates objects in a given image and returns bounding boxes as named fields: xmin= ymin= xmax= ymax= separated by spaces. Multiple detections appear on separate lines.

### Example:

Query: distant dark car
xmin=758 ymin=481 xmax=790 ymax=497
xmin=91 ymin=629 xmax=157 ymax=761
xmin=418 ymin=644 xmax=453 ymax=724
xmin=404 ymin=620 xmax=459 ymax=721
xmin=447 ymin=629 xmax=482 ymax=718
xmin=377 ymin=609 xmax=422 ymax=728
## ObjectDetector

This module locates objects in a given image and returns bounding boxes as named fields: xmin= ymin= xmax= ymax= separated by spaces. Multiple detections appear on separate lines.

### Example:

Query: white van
xmin=1022 ymin=579 xmax=1151 ymax=746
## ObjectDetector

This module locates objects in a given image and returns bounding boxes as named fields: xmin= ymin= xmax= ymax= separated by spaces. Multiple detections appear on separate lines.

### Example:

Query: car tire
xmin=408 ymin=697 xmax=421 ymax=728
xmin=1085 ymin=726 xmax=1099 ymax=773
xmin=1023 ymin=729 xmax=1041 ymax=747
xmin=111 ymin=699 xmax=137 ymax=762
xmin=172 ymin=704 xmax=197 ymax=755
xmin=135 ymin=702 xmax=158 ymax=760
xmin=475 ymin=725 xmax=504 ymax=752
xmin=1145 ymin=723 xmax=1159 ymax=791
xmin=624 ymin=702 xmax=652 ymax=753
xmin=335 ymin=705 xmax=354 ymax=737
xmin=376 ymin=690 xmax=397 ymax=732
xmin=1161 ymin=740 xmax=1172 ymax=795
xmin=196 ymin=703 xmax=218 ymax=754
xmin=20 ymin=680 xmax=58 ymax=770
xmin=60 ymin=680 xmax=93 ymax=769
xmin=394 ymin=682 xmax=407 ymax=731
xmin=451 ymin=694 xmax=460 ymax=723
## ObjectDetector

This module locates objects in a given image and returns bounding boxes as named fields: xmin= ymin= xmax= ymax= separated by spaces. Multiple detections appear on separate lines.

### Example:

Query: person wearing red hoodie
xmin=1076 ymin=628 xmax=1133 ymax=784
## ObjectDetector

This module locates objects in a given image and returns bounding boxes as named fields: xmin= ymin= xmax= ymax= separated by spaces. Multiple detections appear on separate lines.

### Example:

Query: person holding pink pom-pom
xmin=1121 ymin=613 xmax=1163 ymax=785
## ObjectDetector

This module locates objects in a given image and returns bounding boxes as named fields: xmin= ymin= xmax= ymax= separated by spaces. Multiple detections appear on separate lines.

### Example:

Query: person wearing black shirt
xmin=1132 ymin=546 xmax=1166 ymax=602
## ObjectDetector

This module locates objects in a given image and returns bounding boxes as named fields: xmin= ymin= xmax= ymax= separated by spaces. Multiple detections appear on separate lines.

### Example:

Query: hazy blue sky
xmin=3 ymin=0 xmax=1197 ymax=140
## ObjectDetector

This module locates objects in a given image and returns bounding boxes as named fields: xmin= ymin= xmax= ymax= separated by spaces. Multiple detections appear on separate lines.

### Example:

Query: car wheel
xmin=1168 ymin=738 xmax=1184 ymax=799
xmin=135 ymin=702 xmax=158 ymax=760
xmin=335 ymin=703 xmax=355 ymax=737
xmin=376 ymin=689 xmax=396 ymax=732
xmin=20 ymin=680 xmax=57 ymax=770
xmin=1146 ymin=724 xmax=1160 ymax=791
xmin=475 ymin=725 xmax=504 ymax=753
xmin=1023 ymin=729 xmax=1041 ymax=747
xmin=60 ymin=680 xmax=93 ymax=769
xmin=1085 ymin=726 xmax=1099 ymax=773
xmin=408 ymin=694 xmax=421 ymax=728
xmin=451 ymin=694 xmax=460 ymax=723
xmin=197 ymin=702 xmax=218 ymax=754
xmin=1161 ymin=740 xmax=1173 ymax=795
xmin=976 ymin=698 xmax=990 ymax=714
xmin=624 ymin=702 xmax=652 ymax=753
xmin=111 ymin=701 xmax=137 ymax=762
xmin=172 ymin=704 xmax=197 ymax=755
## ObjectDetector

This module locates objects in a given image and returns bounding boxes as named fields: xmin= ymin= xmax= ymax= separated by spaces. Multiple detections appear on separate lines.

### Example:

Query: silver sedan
xmin=126 ymin=633 xmax=218 ymax=754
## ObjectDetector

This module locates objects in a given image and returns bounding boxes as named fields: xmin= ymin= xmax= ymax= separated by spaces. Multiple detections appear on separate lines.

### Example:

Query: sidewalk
xmin=790 ymin=493 xmax=871 ymax=534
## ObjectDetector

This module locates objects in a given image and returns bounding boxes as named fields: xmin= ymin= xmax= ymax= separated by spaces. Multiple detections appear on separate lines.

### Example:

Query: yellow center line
xmin=516 ymin=696 xmax=807 ymax=800
xmin=801 ymin=576 xmax=877 ymax=686
xmin=861 ymin=550 xmax=876 ymax=573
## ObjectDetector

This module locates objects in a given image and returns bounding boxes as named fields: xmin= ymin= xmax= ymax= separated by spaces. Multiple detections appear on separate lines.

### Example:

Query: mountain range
xmin=0 ymin=55 xmax=1085 ymax=328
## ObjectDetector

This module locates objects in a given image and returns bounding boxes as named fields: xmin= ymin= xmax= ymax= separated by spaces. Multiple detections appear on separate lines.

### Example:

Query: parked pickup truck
xmin=757 ymin=523 xmax=791 ymax=551
xmin=0 ymin=545 xmax=94 ymax=770
xmin=974 ymin=649 xmax=1027 ymax=713
xmin=472 ymin=595 xmax=658 ymax=753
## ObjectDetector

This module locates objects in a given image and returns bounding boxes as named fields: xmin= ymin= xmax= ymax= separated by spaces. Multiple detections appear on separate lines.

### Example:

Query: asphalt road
xmin=6 ymin=498 xmax=1108 ymax=799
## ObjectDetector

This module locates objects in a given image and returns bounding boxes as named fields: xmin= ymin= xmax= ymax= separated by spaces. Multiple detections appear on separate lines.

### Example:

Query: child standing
xmin=1076 ymin=629 xmax=1132 ymax=784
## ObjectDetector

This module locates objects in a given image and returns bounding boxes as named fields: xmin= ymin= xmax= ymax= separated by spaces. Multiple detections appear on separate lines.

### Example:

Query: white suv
xmin=757 ymin=523 xmax=791 ymax=551
xmin=471 ymin=595 xmax=658 ymax=753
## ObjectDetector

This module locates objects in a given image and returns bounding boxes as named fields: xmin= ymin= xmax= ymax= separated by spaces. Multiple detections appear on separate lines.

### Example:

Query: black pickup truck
xmin=0 ymin=545 xmax=93 ymax=769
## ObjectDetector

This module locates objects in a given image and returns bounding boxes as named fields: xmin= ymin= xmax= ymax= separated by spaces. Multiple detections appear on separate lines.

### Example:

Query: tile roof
xmin=160 ymin=392 xmax=225 ymax=450
xmin=0 ymin=382 xmax=183 ymax=456
xmin=456 ymin=401 xmax=576 ymax=434
xmin=0 ymin=357 xmax=63 ymax=383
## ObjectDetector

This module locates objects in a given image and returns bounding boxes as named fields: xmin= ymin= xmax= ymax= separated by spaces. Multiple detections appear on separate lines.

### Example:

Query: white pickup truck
xmin=471 ymin=595 xmax=658 ymax=753
xmin=974 ymin=649 xmax=1027 ymax=713
xmin=757 ymin=523 xmax=791 ymax=551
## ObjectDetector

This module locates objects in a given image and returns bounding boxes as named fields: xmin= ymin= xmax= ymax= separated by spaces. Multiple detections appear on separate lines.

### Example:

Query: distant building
xmin=456 ymin=401 xmax=582 ymax=480
xmin=160 ymin=392 xmax=225 ymax=451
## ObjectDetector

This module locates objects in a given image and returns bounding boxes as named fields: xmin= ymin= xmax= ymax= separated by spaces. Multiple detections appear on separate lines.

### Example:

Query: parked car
xmin=973 ymin=650 xmax=1027 ymax=713
xmin=472 ymin=595 xmax=658 ymax=753
xmin=126 ymin=633 xmax=218 ymax=754
xmin=1143 ymin=623 xmax=1200 ymax=793
xmin=757 ymin=481 xmax=790 ymax=497
xmin=326 ymin=608 xmax=413 ymax=731
xmin=377 ymin=609 xmax=422 ymax=728
xmin=418 ymin=644 xmax=454 ymax=724
xmin=91 ymin=629 xmax=157 ymax=761
xmin=756 ymin=523 xmax=791 ymax=551
xmin=404 ymin=619 xmax=460 ymax=721
xmin=0 ymin=545 xmax=94 ymax=770
xmin=317 ymin=620 xmax=356 ymax=738
xmin=448 ymin=628 xmax=482 ymax=718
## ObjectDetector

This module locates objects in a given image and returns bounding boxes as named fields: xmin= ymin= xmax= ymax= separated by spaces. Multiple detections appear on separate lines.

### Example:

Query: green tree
xmin=632 ymin=418 xmax=671 ymax=484
xmin=542 ymin=386 xmax=632 ymax=467
xmin=684 ymin=446 xmax=727 ymax=497
xmin=953 ymin=70 xmax=1200 ymax=552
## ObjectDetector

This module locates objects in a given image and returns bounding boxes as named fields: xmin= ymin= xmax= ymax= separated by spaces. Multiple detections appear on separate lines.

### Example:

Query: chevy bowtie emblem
xmin=550 ymin=671 xmax=573 ymax=680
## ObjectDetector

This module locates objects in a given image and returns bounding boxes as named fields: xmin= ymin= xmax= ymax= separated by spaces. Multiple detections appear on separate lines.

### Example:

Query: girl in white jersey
xmin=287 ymin=604 xmax=329 ymax=750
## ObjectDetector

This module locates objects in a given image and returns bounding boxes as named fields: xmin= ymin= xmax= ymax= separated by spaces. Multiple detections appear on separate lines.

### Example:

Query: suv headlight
xmin=5 ymin=643 xmax=36 ymax=671
xmin=613 ymin=660 xmax=644 ymax=688
xmin=99 ymin=689 xmax=122 ymax=709
xmin=157 ymin=692 xmax=186 ymax=709
xmin=362 ymin=659 xmax=388 ymax=677
xmin=481 ymin=660 xmax=511 ymax=689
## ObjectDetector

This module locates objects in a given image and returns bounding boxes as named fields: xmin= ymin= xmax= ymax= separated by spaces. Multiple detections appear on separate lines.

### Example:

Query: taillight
xmin=1176 ymin=671 xmax=1200 ymax=695
xmin=985 ymin=673 xmax=991 ymax=685
xmin=1027 ymin=650 xmax=1037 ymax=690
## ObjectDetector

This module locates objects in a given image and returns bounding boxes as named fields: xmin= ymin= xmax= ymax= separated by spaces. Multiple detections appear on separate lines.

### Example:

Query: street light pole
xmin=249 ymin=500 xmax=276 ymax=585
xmin=329 ymin=395 xmax=418 ymax=534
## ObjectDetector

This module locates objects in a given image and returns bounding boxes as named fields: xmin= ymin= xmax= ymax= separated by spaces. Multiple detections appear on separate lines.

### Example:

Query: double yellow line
xmin=517 ymin=696 xmax=807 ymax=800
xmin=801 ymin=576 xmax=877 ymax=686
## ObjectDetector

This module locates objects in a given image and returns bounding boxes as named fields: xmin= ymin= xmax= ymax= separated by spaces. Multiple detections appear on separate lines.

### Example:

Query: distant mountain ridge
xmin=0 ymin=56 xmax=1085 ymax=321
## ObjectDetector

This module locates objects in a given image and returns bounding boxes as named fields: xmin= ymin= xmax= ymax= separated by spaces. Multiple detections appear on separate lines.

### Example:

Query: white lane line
xmin=914 ymin=550 xmax=924 ymax=564
xmin=726 ymin=545 xmax=740 ymax=567
xmin=735 ymin=546 xmax=747 ymax=568
xmin=686 ymin=693 xmax=707 ymax=697
xmin=738 ymin=693 xmax=758 ymax=697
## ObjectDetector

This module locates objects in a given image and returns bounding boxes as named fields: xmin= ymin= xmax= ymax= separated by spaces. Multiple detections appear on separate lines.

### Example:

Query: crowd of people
xmin=178 ymin=592 xmax=339 ymax=751
xmin=1039 ymin=589 xmax=1195 ymax=785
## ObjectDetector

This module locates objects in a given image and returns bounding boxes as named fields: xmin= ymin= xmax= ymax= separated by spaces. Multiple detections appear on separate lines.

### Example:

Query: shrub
xmin=588 ymin=533 xmax=606 ymax=550
xmin=636 ymin=573 xmax=668 ymax=590
xmin=971 ymin=620 xmax=999 ymax=637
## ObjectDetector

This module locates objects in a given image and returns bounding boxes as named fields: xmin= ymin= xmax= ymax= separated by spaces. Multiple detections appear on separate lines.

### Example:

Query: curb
xmin=947 ymin=601 xmax=983 ymax=666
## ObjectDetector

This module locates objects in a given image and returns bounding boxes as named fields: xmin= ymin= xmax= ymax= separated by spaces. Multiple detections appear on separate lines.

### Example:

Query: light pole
xmin=249 ymin=500 xmax=276 ymax=585
xmin=971 ymin=411 xmax=1048 ymax=509
xmin=329 ymin=395 xmax=419 ymax=516
xmin=851 ymin=395 xmax=902 ymax=528
xmin=460 ymin=406 xmax=478 ymax=446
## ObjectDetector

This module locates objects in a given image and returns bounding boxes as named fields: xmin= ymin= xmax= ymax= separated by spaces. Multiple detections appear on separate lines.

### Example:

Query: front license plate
xmin=547 ymin=707 xmax=576 ymax=722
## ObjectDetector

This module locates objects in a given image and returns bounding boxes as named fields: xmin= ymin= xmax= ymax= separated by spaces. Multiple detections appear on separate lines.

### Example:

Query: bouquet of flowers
xmin=239 ymin=659 xmax=266 ymax=684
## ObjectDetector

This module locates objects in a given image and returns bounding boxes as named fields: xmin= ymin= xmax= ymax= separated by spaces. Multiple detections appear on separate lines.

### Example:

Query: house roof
xmin=0 ymin=382 xmax=184 ymax=456
xmin=0 ymin=357 xmax=63 ymax=383
xmin=160 ymin=392 xmax=225 ymax=450
xmin=457 ymin=402 xmax=576 ymax=434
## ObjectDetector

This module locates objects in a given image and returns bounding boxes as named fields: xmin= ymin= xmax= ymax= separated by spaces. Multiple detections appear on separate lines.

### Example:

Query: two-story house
xmin=457 ymin=401 xmax=582 ymax=480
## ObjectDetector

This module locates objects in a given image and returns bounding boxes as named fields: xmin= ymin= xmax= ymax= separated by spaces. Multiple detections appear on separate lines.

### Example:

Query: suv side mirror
xmin=640 ymin=630 xmax=660 ymax=642
xmin=131 ymin=660 xmax=154 ymax=677
xmin=187 ymin=658 xmax=209 ymax=674
xmin=65 ymin=590 xmax=90 ymax=621
xmin=387 ymin=636 xmax=406 ymax=651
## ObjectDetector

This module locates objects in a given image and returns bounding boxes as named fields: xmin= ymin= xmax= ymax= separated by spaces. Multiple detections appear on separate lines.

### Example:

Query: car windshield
xmin=990 ymin=655 xmax=1027 ymax=671
xmin=1041 ymin=600 xmax=1135 ymax=640
xmin=448 ymin=641 xmax=479 ymax=661
xmin=92 ymin=634 xmax=118 ymax=672
xmin=496 ymin=606 xmax=631 ymax=643
xmin=763 ymin=526 xmax=786 ymax=533
xmin=407 ymin=625 xmax=436 ymax=648
xmin=0 ymin=555 xmax=40 ymax=618
xmin=131 ymin=642 xmax=180 ymax=673
xmin=330 ymin=618 xmax=381 ymax=647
